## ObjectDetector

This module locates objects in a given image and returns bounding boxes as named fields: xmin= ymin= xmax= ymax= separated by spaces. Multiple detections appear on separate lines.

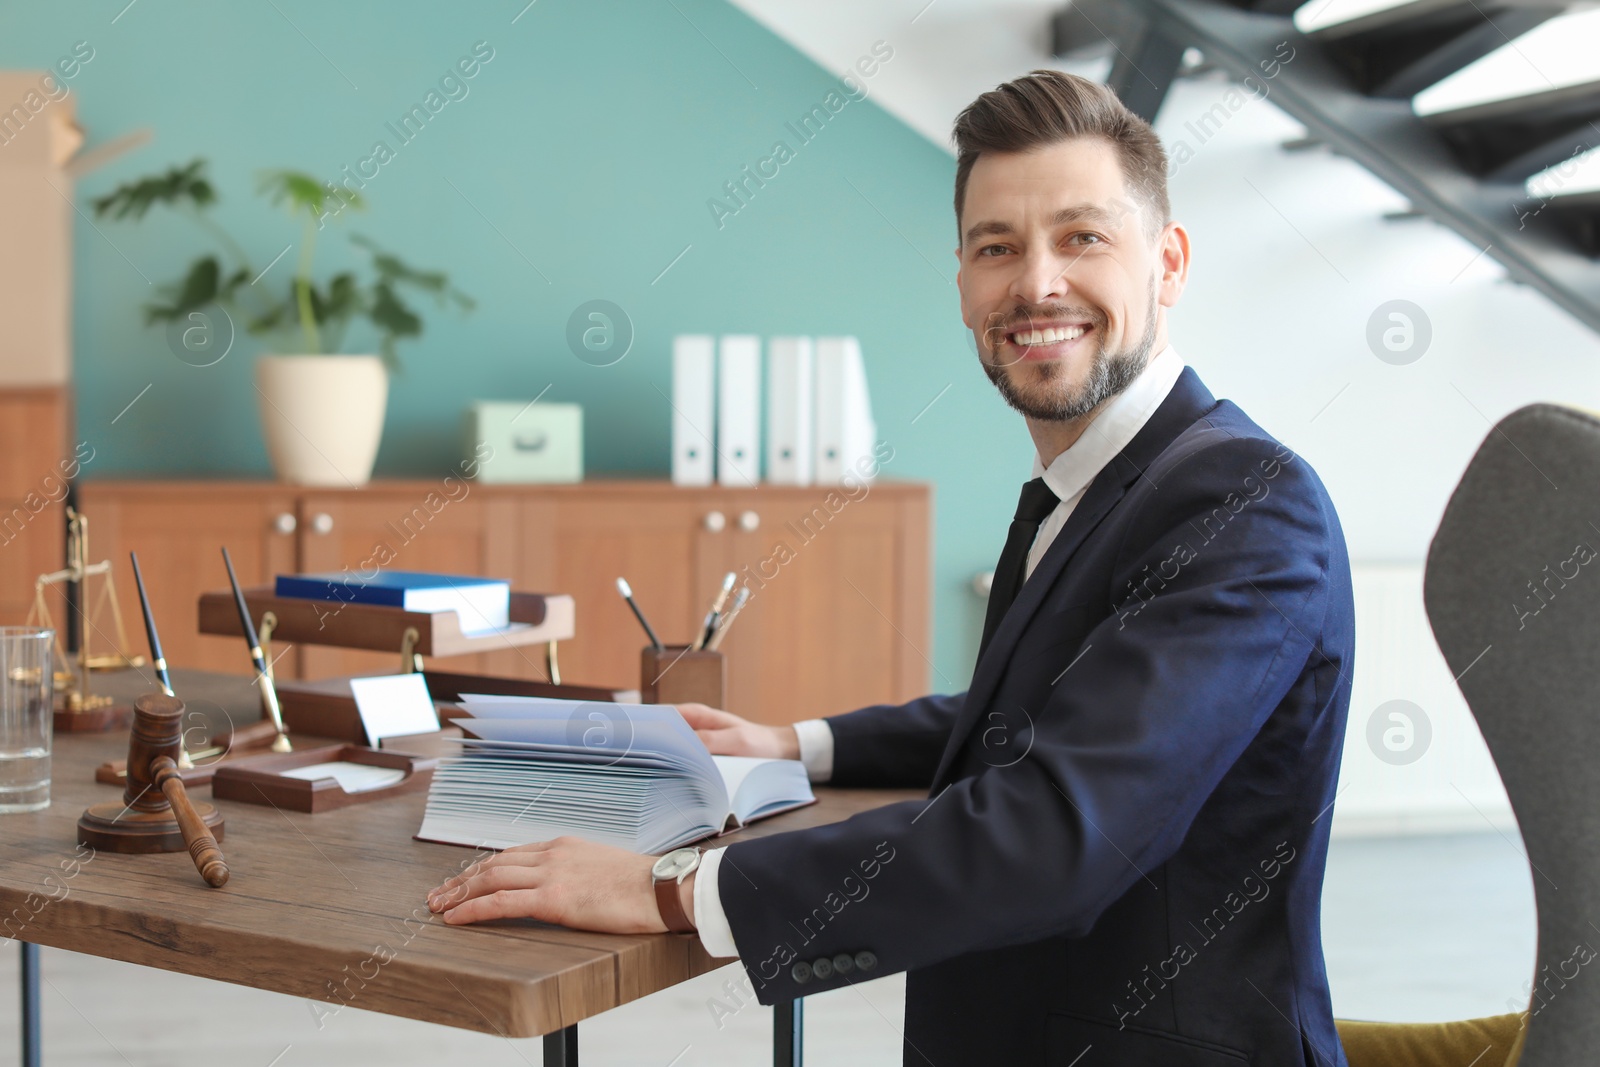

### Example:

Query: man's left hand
xmin=426 ymin=836 xmax=690 ymax=934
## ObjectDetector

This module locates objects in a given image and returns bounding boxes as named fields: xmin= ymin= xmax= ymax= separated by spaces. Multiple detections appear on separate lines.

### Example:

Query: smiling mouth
xmin=999 ymin=322 xmax=1094 ymax=360
xmin=1009 ymin=323 xmax=1089 ymax=345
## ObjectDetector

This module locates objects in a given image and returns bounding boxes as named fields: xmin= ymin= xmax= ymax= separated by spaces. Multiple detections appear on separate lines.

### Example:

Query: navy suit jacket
xmin=718 ymin=368 xmax=1355 ymax=1067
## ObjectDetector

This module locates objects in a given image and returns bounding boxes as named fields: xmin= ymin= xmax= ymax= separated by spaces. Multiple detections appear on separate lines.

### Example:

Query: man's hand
xmin=425 ymin=837 xmax=691 ymax=934
xmin=677 ymin=703 xmax=800 ymax=760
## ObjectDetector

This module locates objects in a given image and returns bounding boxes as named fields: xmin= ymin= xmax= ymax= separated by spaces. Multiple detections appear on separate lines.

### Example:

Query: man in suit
xmin=429 ymin=69 xmax=1354 ymax=1066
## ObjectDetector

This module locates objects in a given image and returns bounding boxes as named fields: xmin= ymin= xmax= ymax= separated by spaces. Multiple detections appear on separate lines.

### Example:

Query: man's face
xmin=956 ymin=137 xmax=1180 ymax=422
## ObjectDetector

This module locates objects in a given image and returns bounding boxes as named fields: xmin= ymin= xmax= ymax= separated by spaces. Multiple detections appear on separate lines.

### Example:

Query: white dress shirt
xmin=692 ymin=343 xmax=1186 ymax=958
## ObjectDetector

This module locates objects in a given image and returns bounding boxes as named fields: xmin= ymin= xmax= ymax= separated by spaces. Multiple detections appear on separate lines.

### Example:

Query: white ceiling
xmin=727 ymin=0 xmax=1108 ymax=154
xmin=732 ymin=0 xmax=1600 ymax=194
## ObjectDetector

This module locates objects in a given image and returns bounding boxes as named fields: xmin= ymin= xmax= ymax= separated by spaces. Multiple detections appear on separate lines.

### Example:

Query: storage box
xmin=465 ymin=401 xmax=583 ymax=483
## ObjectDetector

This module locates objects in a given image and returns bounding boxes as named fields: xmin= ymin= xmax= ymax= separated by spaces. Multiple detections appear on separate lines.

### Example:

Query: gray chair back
xmin=1425 ymin=402 xmax=1600 ymax=1063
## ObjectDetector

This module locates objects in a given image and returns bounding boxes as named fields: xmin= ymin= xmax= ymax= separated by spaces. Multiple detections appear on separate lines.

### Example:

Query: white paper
xmin=281 ymin=761 xmax=407 ymax=793
xmin=350 ymin=673 xmax=440 ymax=746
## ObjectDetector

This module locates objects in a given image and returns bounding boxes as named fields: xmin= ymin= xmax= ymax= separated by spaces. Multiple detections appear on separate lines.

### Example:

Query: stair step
xmin=1541 ymin=189 xmax=1600 ymax=256
xmin=1423 ymin=80 xmax=1600 ymax=180
xmin=1309 ymin=0 xmax=1566 ymax=97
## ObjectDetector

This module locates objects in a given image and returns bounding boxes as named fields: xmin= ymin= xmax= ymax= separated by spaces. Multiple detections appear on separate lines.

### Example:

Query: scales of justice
xmin=27 ymin=506 xmax=146 ymax=732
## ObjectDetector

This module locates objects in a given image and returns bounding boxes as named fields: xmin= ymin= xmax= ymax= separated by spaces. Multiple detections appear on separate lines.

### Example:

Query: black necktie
xmin=977 ymin=477 xmax=1061 ymax=664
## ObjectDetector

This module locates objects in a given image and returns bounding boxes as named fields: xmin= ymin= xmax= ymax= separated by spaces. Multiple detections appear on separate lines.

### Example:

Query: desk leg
xmin=774 ymin=997 xmax=802 ymax=1067
xmin=543 ymin=1023 xmax=576 ymax=1066
xmin=20 ymin=941 xmax=41 ymax=1067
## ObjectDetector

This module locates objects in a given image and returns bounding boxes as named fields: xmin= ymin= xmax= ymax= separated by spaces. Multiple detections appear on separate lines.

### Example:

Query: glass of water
xmin=0 ymin=627 xmax=53 ymax=813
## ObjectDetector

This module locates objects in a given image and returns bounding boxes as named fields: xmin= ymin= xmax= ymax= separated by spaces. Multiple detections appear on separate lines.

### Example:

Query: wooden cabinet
xmin=84 ymin=484 xmax=298 ymax=675
xmin=503 ymin=484 xmax=931 ymax=724
xmin=716 ymin=487 xmax=926 ymax=723
xmin=498 ymin=491 xmax=706 ymax=693
xmin=76 ymin=478 xmax=931 ymax=724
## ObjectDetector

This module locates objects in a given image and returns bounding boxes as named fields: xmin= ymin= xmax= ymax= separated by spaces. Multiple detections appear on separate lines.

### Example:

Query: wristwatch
xmin=651 ymin=847 xmax=702 ymax=933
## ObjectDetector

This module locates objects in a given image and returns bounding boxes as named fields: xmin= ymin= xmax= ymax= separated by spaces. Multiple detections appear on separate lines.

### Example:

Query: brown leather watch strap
xmin=654 ymin=873 xmax=695 ymax=933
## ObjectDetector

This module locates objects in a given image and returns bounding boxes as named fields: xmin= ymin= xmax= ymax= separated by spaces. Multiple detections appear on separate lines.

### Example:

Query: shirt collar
xmin=1031 ymin=343 xmax=1185 ymax=504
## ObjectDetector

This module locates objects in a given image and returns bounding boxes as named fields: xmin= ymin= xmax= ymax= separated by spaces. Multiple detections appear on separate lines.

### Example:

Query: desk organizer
xmin=210 ymin=743 xmax=436 ymax=813
xmin=196 ymin=587 xmax=576 ymax=673
xmin=272 ymin=670 xmax=642 ymax=745
xmin=640 ymin=645 xmax=725 ymax=708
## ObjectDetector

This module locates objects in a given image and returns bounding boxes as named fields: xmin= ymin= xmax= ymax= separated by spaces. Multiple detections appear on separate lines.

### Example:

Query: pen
xmin=705 ymin=585 xmax=750 ymax=651
xmin=694 ymin=572 xmax=737 ymax=649
xmin=616 ymin=577 xmax=664 ymax=651
xmin=221 ymin=546 xmax=292 ymax=753
xmin=129 ymin=551 xmax=174 ymax=699
xmin=693 ymin=609 xmax=718 ymax=652
xmin=131 ymin=550 xmax=195 ymax=770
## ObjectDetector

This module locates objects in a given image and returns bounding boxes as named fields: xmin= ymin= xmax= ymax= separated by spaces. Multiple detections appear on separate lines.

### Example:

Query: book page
xmin=714 ymin=756 xmax=814 ymax=826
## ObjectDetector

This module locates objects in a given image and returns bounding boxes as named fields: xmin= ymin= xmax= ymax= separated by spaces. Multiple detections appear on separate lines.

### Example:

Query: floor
xmin=0 ymin=832 xmax=1538 ymax=1066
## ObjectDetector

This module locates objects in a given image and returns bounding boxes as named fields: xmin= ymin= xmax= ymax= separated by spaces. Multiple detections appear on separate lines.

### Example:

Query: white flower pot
xmin=255 ymin=355 xmax=388 ymax=486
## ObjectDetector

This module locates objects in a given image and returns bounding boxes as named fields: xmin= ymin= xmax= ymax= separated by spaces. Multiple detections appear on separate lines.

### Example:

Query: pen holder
xmin=640 ymin=645 xmax=725 ymax=709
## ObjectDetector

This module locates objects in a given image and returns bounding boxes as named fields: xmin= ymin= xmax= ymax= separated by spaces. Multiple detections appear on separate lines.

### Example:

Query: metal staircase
xmin=1053 ymin=0 xmax=1600 ymax=332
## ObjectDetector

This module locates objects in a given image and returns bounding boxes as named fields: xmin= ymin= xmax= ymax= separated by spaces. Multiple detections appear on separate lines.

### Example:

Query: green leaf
xmin=352 ymin=234 xmax=475 ymax=310
xmin=245 ymin=304 xmax=289 ymax=334
xmin=220 ymin=267 xmax=251 ymax=302
xmin=257 ymin=169 xmax=365 ymax=222
xmin=351 ymin=235 xmax=440 ymax=288
xmin=142 ymin=256 xmax=221 ymax=323
xmin=91 ymin=159 xmax=216 ymax=220
xmin=369 ymin=280 xmax=422 ymax=339
xmin=307 ymin=272 xmax=361 ymax=327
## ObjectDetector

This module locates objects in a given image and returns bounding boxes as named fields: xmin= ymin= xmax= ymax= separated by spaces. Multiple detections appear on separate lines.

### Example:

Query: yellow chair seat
xmin=1335 ymin=1013 xmax=1525 ymax=1067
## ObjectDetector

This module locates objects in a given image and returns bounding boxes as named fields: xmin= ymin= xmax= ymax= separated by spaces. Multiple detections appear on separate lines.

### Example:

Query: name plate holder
xmin=210 ymin=743 xmax=437 ymax=814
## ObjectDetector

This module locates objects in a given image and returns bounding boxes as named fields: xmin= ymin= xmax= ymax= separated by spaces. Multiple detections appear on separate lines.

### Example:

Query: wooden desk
xmin=1 ymin=668 xmax=919 ymax=1065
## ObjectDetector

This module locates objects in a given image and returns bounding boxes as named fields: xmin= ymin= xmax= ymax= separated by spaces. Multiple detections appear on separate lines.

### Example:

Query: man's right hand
xmin=676 ymin=703 xmax=800 ymax=761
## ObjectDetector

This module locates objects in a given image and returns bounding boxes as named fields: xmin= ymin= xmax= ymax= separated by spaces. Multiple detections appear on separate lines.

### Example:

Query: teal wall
xmin=1 ymin=0 xmax=1032 ymax=697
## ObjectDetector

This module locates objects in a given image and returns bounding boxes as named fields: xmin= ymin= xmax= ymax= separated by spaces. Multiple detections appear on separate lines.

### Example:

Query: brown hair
xmin=952 ymin=70 xmax=1170 ymax=241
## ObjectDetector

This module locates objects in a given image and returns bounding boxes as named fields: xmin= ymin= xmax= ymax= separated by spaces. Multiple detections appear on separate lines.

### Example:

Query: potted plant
xmin=92 ymin=159 xmax=472 ymax=486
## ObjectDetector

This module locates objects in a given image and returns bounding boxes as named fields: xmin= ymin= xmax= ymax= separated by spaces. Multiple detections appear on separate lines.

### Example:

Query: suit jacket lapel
xmin=929 ymin=368 xmax=1220 ymax=790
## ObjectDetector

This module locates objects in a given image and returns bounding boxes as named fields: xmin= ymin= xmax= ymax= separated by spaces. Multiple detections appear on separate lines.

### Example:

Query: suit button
xmin=790 ymin=961 xmax=812 ymax=984
xmin=854 ymin=951 xmax=878 ymax=972
xmin=832 ymin=953 xmax=854 ymax=975
xmin=812 ymin=957 xmax=834 ymax=980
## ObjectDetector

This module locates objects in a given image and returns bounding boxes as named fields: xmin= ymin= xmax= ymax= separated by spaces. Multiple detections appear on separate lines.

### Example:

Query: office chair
xmin=1332 ymin=402 xmax=1600 ymax=1067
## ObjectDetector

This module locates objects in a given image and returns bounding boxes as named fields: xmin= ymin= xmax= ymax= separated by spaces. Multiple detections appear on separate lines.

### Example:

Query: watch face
xmin=652 ymin=847 xmax=699 ymax=880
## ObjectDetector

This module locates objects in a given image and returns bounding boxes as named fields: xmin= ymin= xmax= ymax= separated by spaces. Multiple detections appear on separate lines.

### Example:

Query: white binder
xmin=814 ymin=336 xmax=877 ymax=485
xmin=671 ymin=335 xmax=716 ymax=486
xmin=766 ymin=337 xmax=814 ymax=486
xmin=717 ymin=335 xmax=762 ymax=487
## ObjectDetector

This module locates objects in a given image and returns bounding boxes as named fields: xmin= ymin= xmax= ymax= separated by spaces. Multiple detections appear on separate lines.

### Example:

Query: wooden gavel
xmin=79 ymin=693 xmax=229 ymax=888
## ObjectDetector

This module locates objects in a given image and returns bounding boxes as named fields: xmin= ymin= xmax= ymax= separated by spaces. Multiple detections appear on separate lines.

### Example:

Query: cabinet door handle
xmin=272 ymin=512 xmax=297 ymax=535
xmin=703 ymin=510 xmax=726 ymax=533
xmin=310 ymin=512 xmax=335 ymax=535
xmin=738 ymin=510 xmax=760 ymax=532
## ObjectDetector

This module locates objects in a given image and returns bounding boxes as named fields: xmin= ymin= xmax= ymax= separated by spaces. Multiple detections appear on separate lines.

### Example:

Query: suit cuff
xmin=792 ymin=718 xmax=834 ymax=783
xmin=694 ymin=847 xmax=740 ymax=958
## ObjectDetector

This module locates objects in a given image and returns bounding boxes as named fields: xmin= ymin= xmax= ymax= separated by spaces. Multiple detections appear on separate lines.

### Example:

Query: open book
xmin=415 ymin=695 xmax=815 ymax=853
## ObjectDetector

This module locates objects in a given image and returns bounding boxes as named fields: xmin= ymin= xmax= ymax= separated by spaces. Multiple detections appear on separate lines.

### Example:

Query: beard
xmin=979 ymin=279 xmax=1160 ymax=422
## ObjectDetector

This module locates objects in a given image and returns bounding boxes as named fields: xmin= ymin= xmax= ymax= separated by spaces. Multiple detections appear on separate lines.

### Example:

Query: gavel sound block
xmin=78 ymin=693 xmax=229 ymax=888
